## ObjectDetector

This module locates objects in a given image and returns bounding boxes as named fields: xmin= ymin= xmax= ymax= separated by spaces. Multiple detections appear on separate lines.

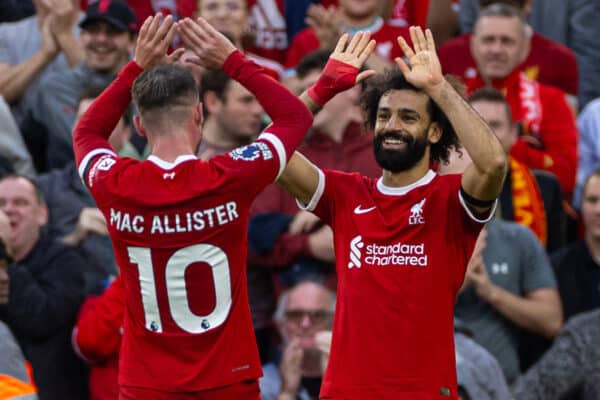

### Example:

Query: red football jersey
xmin=303 ymin=169 xmax=490 ymax=399
xmin=78 ymin=136 xmax=287 ymax=391
xmin=247 ymin=0 xmax=289 ymax=64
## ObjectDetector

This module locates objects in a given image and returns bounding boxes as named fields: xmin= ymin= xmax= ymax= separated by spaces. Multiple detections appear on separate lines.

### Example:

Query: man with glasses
xmin=260 ymin=278 xmax=335 ymax=400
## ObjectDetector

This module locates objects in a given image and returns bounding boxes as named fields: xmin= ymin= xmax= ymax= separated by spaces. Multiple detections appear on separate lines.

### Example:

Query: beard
xmin=373 ymin=127 xmax=430 ymax=173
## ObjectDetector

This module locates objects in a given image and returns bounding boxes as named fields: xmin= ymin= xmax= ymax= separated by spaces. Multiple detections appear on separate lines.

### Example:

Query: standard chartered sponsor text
xmin=364 ymin=242 xmax=428 ymax=267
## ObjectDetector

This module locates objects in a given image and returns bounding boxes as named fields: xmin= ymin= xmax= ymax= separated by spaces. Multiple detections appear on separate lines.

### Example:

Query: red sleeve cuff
xmin=222 ymin=50 xmax=246 ymax=78
xmin=119 ymin=61 xmax=144 ymax=86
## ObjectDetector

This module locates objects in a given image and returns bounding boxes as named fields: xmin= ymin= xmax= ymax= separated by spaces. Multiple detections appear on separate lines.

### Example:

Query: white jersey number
xmin=127 ymin=244 xmax=232 ymax=334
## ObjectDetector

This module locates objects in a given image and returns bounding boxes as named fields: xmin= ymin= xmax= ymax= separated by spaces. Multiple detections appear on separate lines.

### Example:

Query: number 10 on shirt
xmin=127 ymin=244 xmax=233 ymax=334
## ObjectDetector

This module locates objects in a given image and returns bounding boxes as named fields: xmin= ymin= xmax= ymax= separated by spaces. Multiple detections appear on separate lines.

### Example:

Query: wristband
xmin=307 ymin=58 xmax=358 ymax=106
xmin=460 ymin=186 xmax=496 ymax=208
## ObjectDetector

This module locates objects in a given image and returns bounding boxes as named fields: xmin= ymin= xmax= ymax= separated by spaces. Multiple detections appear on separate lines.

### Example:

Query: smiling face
xmin=373 ymin=89 xmax=438 ymax=172
xmin=81 ymin=21 xmax=134 ymax=74
xmin=470 ymin=15 xmax=528 ymax=81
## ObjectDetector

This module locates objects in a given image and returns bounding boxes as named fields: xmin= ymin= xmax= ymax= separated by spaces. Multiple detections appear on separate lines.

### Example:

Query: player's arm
xmin=397 ymin=27 xmax=507 ymax=214
xmin=278 ymin=33 xmax=377 ymax=205
xmin=179 ymin=18 xmax=313 ymax=169
xmin=72 ymin=14 xmax=180 ymax=178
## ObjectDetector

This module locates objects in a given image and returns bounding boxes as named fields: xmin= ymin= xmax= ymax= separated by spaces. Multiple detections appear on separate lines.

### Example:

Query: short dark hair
xmin=360 ymin=70 xmax=460 ymax=165
xmin=296 ymin=49 xmax=331 ymax=79
xmin=0 ymin=174 xmax=46 ymax=205
xmin=79 ymin=84 xmax=133 ymax=126
xmin=199 ymin=69 xmax=231 ymax=102
xmin=132 ymin=64 xmax=198 ymax=115
xmin=468 ymin=87 xmax=513 ymax=121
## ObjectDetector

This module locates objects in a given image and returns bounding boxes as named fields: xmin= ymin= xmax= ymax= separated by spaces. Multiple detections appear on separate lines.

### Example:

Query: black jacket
xmin=0 ymin=232 xmax=90 ymax=400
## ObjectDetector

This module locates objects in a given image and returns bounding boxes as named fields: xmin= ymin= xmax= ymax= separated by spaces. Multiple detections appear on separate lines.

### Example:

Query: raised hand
xmin=134 ymin=14 xmax=183 ymax=70
xmin=45 ymin=0 xmax=79 ymax=36
xmin=178 ymin=17 xmax=237 ymax=70
xmin=395 ymin=26 xmax=444 ymax=92
xmin=329 ymin=31 xmax=377 ymax=85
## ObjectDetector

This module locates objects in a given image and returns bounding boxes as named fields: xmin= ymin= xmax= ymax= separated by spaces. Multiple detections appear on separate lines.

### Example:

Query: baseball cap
xmin=79 ymin=0 xmax=138 ymax=33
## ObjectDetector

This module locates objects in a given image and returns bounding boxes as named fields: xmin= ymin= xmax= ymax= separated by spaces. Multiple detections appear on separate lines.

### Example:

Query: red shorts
xmin=118 ymin=380 xmax=261 ymax=400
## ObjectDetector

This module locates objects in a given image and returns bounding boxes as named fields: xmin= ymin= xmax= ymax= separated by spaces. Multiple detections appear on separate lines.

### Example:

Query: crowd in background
xmin=0 ymin=0 xmax=599 ymax=399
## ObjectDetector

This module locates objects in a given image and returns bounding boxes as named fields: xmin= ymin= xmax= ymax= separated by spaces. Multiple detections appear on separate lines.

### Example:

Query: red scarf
xmin=510 ymin=157 xmax=547 ymax=246
xmin=466 ymin=69 xmax=543 ymax=136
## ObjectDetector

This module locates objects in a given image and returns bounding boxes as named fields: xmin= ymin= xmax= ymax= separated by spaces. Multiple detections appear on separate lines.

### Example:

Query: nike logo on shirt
xmin=354 ymin=205 xmax=376 ymax=215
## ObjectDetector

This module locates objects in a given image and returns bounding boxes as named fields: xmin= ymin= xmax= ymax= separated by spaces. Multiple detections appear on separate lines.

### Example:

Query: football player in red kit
xmin=277 ymin=26 xmax=507 ymax=399
xmin=72 ymin=13 xmax=374 ymax=399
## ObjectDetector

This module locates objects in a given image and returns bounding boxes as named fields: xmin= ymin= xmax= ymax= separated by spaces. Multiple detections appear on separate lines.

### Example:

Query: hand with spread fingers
xmin=395 ymin=26 xmax=444 ymax=93
xmin=178 ymin=17 xmax=237 ymax=70
xmin=329 ymin=31 xmax=377 ymax=85
xmin=134 ymin=14 xmax=183 ymax=70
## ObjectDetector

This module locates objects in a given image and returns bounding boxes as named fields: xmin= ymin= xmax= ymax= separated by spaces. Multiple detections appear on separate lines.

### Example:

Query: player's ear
xmin=428 ymin=122 xmax=442 ymax=144
xmin=203 ymin=91 xmax=222 ymax=115
xmin=133 ymin=115 xmax=147 ymax=138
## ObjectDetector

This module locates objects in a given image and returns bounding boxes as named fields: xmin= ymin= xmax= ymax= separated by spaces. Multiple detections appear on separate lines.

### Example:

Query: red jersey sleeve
xmin=223 ymin=51 xmax=312 ymax=174
xmin=73 ymin=61 xmax=142 ymax=182
xmin=73 ymin=276 xmax=125 ymax=363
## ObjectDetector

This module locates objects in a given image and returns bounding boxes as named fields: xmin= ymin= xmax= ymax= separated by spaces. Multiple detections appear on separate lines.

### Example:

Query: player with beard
xmin=276 ymin=26 xmax=507 ymax=399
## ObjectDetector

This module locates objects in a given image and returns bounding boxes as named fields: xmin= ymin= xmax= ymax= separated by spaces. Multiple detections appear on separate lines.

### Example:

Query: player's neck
xmin=149 ymin=128 xmax=197 ymax=162
xmin=381 ymin=160 xmax=431 ymax=188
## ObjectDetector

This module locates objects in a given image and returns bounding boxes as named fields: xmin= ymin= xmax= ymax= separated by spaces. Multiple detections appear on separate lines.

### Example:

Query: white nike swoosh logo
xmin=354 ymin=205 xmax=376 ymax=215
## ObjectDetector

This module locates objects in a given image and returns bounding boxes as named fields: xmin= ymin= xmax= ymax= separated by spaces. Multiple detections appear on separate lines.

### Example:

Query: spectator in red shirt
xmin=439 ymin=0 xmax=578 ymax=100
xmin=464 ymin=3 xmax=578 ymax=199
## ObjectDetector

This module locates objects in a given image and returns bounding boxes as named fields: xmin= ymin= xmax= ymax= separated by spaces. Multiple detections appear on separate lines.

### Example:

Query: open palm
xmin=395 ymin=26 xmax=444 ymax=91
xmin=329 ymin=31 xmax=376 ymax=84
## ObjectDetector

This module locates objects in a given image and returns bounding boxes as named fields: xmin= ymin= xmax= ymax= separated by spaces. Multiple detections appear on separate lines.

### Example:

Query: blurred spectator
xmin=439 ymin=0 xmax=579 ymax=100
xmin=453 ymin=219 xmax=562 ymax=383
xmin=197 ymin=69 xmax=263 ymax=160
xmin=285 ymin=0 xmax=410 ymax=73
xmin=573 ymin=99 xmax=600 ymax=210
xmin=72 ymin=276 xmax=124 ymax=400
xmin=247 ymin=50 xmax=379 ymax=362
xmin=468 ymin=88 xmax=566 ymax=251
xmin=0 ymin=97 xmax=36 ymax=178
xmin=0 ymin=321 xmax=37 ymax=400
xmin=21 ymin=0 xmax=136 ymax=172
xmin=459 ymin=0 xmax=600 ymax=108
xmin=0 ymin=0 xmax=35 ymax=23
xmin=440 ymin=147 xmax=562 ymax=383
xmin=36 ymin=85 xmax=132 ymax=282
xmin=0 ymin=175 xmax=91 ymax=399
xmin=260 ymin=278 xmax=335 ymax=400
xmin=512 ymin=309 xmax=600 ymax=400
xmin=196 ymin=0 xmax=285 ymax=79
xmin=552 ymin=168 xmax=600 ymax=321
xmin=0 ymin=0 xmax=82 ymax=126
xmin=454 ymin=319 xmax=512 ymax=400
xmin=463 ymin=3 xmax=578 ymax=200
